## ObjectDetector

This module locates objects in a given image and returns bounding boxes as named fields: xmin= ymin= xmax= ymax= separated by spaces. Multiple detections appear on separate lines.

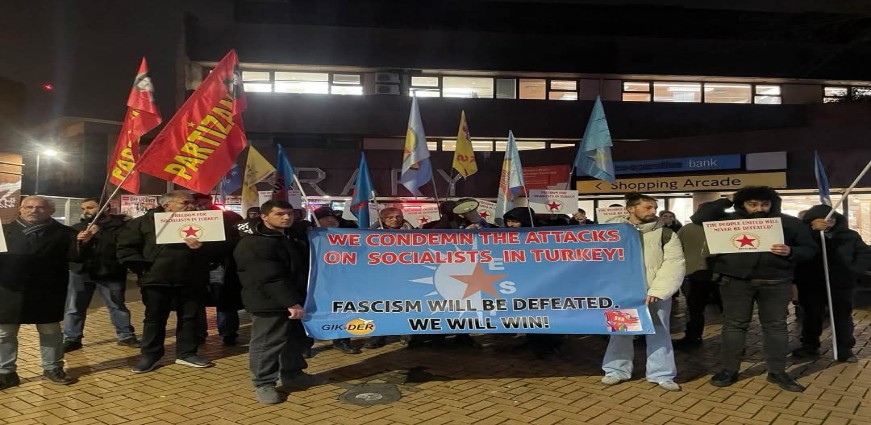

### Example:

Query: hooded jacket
xmin=70 ymin=214 xmax=129 ymax=280
xmin=690 ymin=187 xmax=817 ymax=281
xmin=794 ymin=204 xmax=871 ymax=288
xmin=233 ymin=219 xmax=310 ymax=313
xmin=604 ymin=216 xmax=686 ymax=299
xmin=502 ymin=207 xmax=537 ymax=228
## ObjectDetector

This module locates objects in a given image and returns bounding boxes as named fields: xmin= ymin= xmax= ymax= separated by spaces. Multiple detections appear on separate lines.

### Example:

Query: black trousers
xmin=719 ymin=278 xmax=792 ymax=373
xmin=140 ymin=285 xmax=206 ymax=359
xmin=797 ymin=281 xmax=855 ymax=352
xmin=249 ymin=312 xmax=308 ymax=387
xmin=684 ymin=278 xmax=720 ymax=340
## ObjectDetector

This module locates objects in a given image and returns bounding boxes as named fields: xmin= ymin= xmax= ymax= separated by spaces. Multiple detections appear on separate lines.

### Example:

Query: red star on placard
xmin=451 ymin=263 xmax=508 ymax=299
xmin=547 ymin=201 xmax=561 ymax=211
xmin=182 ymin=226 xmax=200 ymax=237
xmin=419 ymin=216 xmax=430 ymax=224
xmin=736 ymin=235 xmax=756 ymax=247
xmin=479 ymin=211 xmax=489 ymax=219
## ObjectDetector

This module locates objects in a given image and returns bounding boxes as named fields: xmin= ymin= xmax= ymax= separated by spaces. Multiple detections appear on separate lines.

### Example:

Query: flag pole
xmin=819 ymin=159 xmax=871 ymax=360
xmin=291 ymin=174 xmax=320 ymax=228
xmin=86 ymin=171 xmax=135 ymax=231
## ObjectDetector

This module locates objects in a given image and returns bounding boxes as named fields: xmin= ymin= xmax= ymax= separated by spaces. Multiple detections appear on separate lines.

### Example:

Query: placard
xmin=120 ymin=195 xmax=158 ymax=218
xmin=703 ymin=218 xmax=784 ymax=254
xmin=0 ymin=223 xmax=7 ymax=253
xmin=154 ymin=210 xmax=227 ymax=244
xmin=402 ymin=204 xmax=441 ymax=227
xmin=528 ymin=189 xmax=576 ymax=214
xmin=596 ymin=206 xmax=627 ymax=223
xmin=476 ymin=199 xmax=497 ymax=224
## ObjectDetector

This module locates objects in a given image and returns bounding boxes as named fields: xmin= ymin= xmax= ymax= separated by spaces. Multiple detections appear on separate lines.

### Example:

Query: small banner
xmin=595 ymin=206 xmax=627 ymax=223
xmin=402 ymin=204 xmax=441 ymax=227
xmin=528 ymin=189 xmax=577 ymax=214
xmin=154 ymin=210 xmax=227 ymax=244
xmin=119 ymin=195 xmax=158 ymax=218
xmin=703 ymin=217 xmax=784 ymax=254
xmin=303 ymin=224 xmax=653 ymax=339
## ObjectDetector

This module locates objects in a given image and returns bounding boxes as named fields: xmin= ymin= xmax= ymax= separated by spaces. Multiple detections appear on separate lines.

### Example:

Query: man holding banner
xmin=692 ymin=186 xmax=816 ymax=392
xmin=601 ymin=193 xmax=685 ymax=391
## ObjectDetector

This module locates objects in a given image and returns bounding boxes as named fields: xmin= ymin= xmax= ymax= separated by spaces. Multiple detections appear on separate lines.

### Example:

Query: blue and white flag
xmin=814 ymin=151 xmax=832 ymax=206
xmin=495 ymin=131 xmax=526 ymax=224
xmin=399 ymin=96 xmax=433 ymax=196
xmin=574 ymin=96 xmax=616 ymax=183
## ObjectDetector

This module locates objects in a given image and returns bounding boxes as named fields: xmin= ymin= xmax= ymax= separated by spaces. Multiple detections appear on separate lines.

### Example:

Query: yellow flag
xmin=241 ymin=146 xmax=276 ymax=214
xmin=452 ymin=110 xmax=478 ymax=178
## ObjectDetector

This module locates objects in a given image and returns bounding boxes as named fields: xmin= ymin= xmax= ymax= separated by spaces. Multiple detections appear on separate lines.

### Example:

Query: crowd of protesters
xmin=1 ymin=186 xmax=868 ymax=405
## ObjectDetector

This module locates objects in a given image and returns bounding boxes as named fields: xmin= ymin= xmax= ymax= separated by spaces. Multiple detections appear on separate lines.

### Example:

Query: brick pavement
xmin=0 ymin=290 xmax=869 ymax=425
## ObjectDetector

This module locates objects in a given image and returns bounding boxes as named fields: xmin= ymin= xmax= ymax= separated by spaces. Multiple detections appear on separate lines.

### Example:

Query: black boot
xmin=333 ymin=339 xmax=361 ymax=354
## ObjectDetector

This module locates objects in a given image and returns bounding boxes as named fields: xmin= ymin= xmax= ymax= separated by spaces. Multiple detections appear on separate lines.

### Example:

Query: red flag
xmin=107 ymin=58 xmax=162 ymax=193
xmin=137 ymin=50 xmax=247 ymax=193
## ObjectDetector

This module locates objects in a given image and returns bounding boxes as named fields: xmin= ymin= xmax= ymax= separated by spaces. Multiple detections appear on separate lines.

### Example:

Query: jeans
xmin=0 ymin=323 xmax=64 ymax=374
xmin=798 ymin=281 xmax=855 ymax=352
xmin=602 ymin=298 xmax=676 ymax=382
xmin=249 ymin=312 xmax=308 ymax=387
xmin=140 ymin=285 xmax=205 ymax=360
xmin=684 ymin=278 xmax=720 ymax=340
xmin=64 ymin=272 xmax=135 ymax=342
xmin=719 ymin=278 xmax=792 ymax=373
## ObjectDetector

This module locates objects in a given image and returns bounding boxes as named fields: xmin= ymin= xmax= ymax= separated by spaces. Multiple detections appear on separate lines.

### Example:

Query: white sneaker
xmin=658 ymin=381 xmax=681 ymax=391
xmin=601 ymin=375 xmax=625 ymax=385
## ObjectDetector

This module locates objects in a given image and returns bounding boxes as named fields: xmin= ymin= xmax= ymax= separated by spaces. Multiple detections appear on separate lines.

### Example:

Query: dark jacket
xmin=690 ymin=195 xmax=817 ymax=281
xmin=503 ymin=207 xmax=537 ymax=228
xmin=234 ymin=220 xmax=310 ymax=313
xmin=0 ymin=220 xmax=80 ymax=324
xmin=70 ymin=214 xmax=128 ymax=280
xmin=116 ymin=208 xmax=218 ymax=287
xmin=209 ymin=209 xmax=245 ymax=309
xmin=795 ymin=205 xmax=871 ymax=288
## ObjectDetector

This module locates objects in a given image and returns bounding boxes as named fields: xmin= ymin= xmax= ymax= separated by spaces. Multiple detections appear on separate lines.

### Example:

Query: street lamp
xmin=34 ymin=148 xmax=58 ymax=195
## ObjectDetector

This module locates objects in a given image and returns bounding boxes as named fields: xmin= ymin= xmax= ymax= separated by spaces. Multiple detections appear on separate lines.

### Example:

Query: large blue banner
xmin=303 ymin=224 xmax=654 ymax=340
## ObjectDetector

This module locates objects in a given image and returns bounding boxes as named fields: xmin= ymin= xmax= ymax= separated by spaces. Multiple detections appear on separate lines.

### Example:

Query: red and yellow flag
xmin=107 ymin=58 xmax=162 ymax=193
xmin=137 ymin=50 xmax=247 ymax=193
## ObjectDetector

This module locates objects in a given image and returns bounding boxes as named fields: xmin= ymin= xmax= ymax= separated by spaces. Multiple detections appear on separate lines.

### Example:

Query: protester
xmin=691 ymin=187 xmax=816 ymax=392
xmin=601 ymin=193 xmax=685 ymax=391
xmin=235 ymin=200 xmax=328 ymax=404
xmin=453 ymin=198 xmax=495 ymax=229
xmin=672 ymin=204 xmax=721 ymax=350
xmin=192 ymin=193 xmax=245 ymax=346
xmin=0 ymin=196 xmax=93 ymax=389
xmin=792 ymin=204 xmax=871 ymax=363
xmin=570 ymin=208 xmax=595 ymax=225
xmin=64 ymin=198 xmax=139 ymax=352
xmin=659 ymin=210 xmax=683 ymax=232
xmin=376 ymin=207 xmax=415 ymax=230
xmin=422 ymin=201 xmax=461 ymax=229
xmin=117 ymin=191 xmax=218 ymax=373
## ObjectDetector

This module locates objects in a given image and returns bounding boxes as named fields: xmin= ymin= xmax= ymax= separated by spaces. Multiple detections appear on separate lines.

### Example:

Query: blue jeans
xmin=64 ymin=272 xmax=135 ymax=342
xmin=602 ymin=298 xmax=677 ymax=383
xmin=0 ymin=323 xmax=64 ymax=374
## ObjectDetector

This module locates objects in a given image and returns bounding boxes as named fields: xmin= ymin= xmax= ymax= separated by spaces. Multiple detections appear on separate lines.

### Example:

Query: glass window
xmin=426 ymin=141 xmax=439 ymax=151
xmin=516 ymin=141 xmax=547 ymax=150
xmin=442 ymin=77 xmax=494 ymax=98
xmin=623 ymin=82 xmax=651 ymax=102
xmin=824 ymin=86 xmax=849 ymax=103
xmin=848 ymin=194 xmax=871 ymax=243
xmin=653 ymin=82 xmax=702 ymax=103
xmin=623 ymin=82 xmax=650 ymax=92
xmin=550 ymin=142 xmax=576 ymax=149
xmin=549 ymin=91 xmax=578 ymax=101
xmin=244 ymin=83 xmax=273 ymax=93
xmin=519 ymin=79 xmax=546 ymax=100
xmin=242 ymin=71 xmax=270 ymax=81
xmin=332 ymin=74 xmax=361 ymax=85
xmin=704 ymin=83 xmax=752 ymax=104
xmin=623 ymin=93 xmax=651 ymax=102
xmin=852 ymin=86 xmax=871 ymax=99
xmin=442 ymin=140 xmax=456 ymax=151
xmin=274 ymin=72 xmax=329 ymax=94
xmin=754 ymin=85 xmax=782 ymax=104
xmin=409 ymin=88 xmax=440 ymax=97
xmin=667 ymin=198 xmax=694 ymax=225
xmin=473 ymin=140 xmax=494 ymax=151
xmin=496 ymin=78 xmax=517 ymax=99
xmin=411 ymin=76 xmax=439 ymax=87
xmin=551 ymin=80 xmax=577 ymax=91
xmin=331 ymin=86 xmax=363 ymax=95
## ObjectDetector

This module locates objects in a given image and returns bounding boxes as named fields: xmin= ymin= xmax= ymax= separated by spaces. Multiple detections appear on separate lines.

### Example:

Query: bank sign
xmin=614 ymin=154 xmax=741 ymax=175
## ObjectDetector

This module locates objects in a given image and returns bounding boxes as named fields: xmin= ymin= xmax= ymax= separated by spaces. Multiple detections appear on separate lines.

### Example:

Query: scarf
xmin=16 ymin=218 xmax=54 ymax=236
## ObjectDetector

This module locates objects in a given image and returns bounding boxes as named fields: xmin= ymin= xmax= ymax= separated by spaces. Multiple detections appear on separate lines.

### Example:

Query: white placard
xmin=0 ymin=223 xmax=7 ymax=253
xmin=403 ymin=204 xmax=441 ymax=227
xmin=596 ymin=206 xmax=627 ymax=223
xmin=528 ymin=189 xmax=576 ymax=214
xmin=703 ymin=218 xmax=784 ymax=254
xmin=120 ymin=195 xmax=158 ymax=218
xmin=476 ymin=199 xmax=497 ymax=224
xmin=154 ymin=210 xmax=227 ymax=244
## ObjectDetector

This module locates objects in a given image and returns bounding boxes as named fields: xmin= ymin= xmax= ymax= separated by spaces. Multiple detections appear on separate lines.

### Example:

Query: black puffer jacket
xmin=794 ymin=204 xmax=871 ymax=288
xmin=234 ymin=220 xmax=310 ymax=313
xmin=70 ymin=214 xmax=128 ymax=280
xmin=116 ymin=208 xmax=219 ymax=287
xmin=690 ymin=189 xmax=817 ymax=281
